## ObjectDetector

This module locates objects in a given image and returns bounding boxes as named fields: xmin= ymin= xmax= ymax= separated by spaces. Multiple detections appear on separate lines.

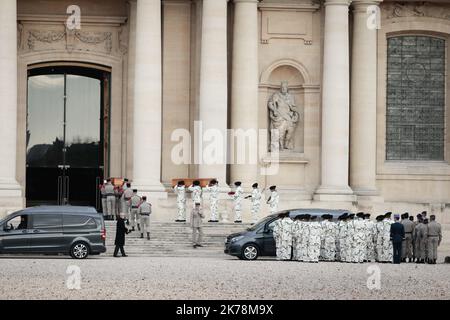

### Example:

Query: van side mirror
xmin=3 ymin=223 xmax=13 ymax=231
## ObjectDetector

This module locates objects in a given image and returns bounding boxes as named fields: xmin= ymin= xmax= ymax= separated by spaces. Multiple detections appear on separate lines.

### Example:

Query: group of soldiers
xmin=173 ymin=180 xmax=280 ymax=223
xmin=99 ymin=179 xmax=152 ymax=240
xmin=273 ymin=211 xmax=442 ymax=264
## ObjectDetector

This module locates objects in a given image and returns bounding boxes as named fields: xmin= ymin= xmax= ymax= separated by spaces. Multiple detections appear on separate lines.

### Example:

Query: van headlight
xmin=231 ymin=235 xmax=244 ymax=243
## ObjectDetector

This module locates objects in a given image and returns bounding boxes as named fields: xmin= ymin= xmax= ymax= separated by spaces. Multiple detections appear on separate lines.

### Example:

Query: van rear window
xmin=63 ymin=215 xmax=97 ymax=230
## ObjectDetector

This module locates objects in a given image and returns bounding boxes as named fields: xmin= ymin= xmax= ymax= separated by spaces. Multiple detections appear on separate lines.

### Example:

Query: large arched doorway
xmin=26 ymin=64 xmax=110 ymax=210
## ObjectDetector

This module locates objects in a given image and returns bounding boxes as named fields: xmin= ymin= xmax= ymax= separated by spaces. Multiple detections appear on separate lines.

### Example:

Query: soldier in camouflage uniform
xmin=291 ymin=215 xmax=302 ymax=261
xmin=203 ymin=179 xmax=219 ymax=222
xmin=336 ymin=213 xmax=348 ymax=262
xmin=307 ymin=216 xmax=323 ymax=263
xmin=272 ymin=212 xmax=293 ymax=260
xmin=374 ymin=215 xmax=384 ymax=262
xmin=320 ymin=214 xmax=337 ymax=261
xmin=351 ymin=212 xmax=367 ymax=263
xmin=298 ymin=214 xmax=311 ymax=262
xmin=188 ymin=180 xmax=203 ymax=209
xmin=174 ymin=180 xmax=187 ymax=222
xmin=267 ymin=186 xmax=279 ymax=214
xmin=245 ymin=183 xmax=261 ymax=223
xmin=364 ymin=214 xmax=376 ymax=262
xmin=380 ymin=212 xmax=394 ymax=262
xmin=231 ymin=181 xmax=244 ymax=223
xmin=345 ymin=214 xmax=356 ymax=263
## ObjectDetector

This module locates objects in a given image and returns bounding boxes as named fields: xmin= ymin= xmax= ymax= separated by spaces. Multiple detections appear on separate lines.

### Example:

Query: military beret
xmin=252 ymin=183 xmax=258 ymax=188
xmin=310 ymin=215 xmax=317 ymax=221
xmin=193 ymin=180 xmax=200 ymax=186
xmin=384 ymin=212 xmax=392 ymax=218
xmin=269 ymin=185 xmax=277 ymax=190
xmin=234 ymin=181 xmax=242 ymax=186
xmin=338 ymin=213 xmax=348 ymax=220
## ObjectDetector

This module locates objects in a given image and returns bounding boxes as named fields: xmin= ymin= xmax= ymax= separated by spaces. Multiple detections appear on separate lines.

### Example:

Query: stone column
xmin=230 ymin=0 xmax=259 ymax=189
xmin=314 ymin=0 xmax=355 ymax=201
xmin=197 ymin=0 xmax=228 ymax=185
xmin=0 ymin=0 xmax=23 ymax=215
xmin=132 ymin=0 xmax=166 ymax=197
xmin=350 ymin=0 xmax=381 ymax=197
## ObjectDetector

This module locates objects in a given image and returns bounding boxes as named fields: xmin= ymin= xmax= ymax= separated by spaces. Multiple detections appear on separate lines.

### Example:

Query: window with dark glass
xmin=386 ymin=35 xmax=445 ymax=161
xmin=63 ymin=215 xmax=97 ymax=230
xmin=32 ymin=214 xmax=63 ymax=230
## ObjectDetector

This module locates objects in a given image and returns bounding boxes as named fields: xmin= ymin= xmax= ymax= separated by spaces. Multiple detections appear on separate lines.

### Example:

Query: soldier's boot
xmin=147 ymin=232 xmax=150 ymax=240
xmin=140 ymin=233 xmax=144 ymax=239
xmin=137 ymin=224 xmax=141 ymax=231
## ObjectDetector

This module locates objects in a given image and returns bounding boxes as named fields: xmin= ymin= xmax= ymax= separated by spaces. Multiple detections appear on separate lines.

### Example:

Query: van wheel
xmin=241 ymin=244 xmax=259 ymax=260
xmin=70 ymin=242 xmax=90 ymax=259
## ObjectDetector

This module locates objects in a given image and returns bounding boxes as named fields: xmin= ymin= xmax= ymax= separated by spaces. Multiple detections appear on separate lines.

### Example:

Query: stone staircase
xmin=104 ymin=221 xmax=251 ymax=257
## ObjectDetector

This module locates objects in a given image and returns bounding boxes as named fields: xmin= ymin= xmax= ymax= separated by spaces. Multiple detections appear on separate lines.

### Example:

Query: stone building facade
xmin=0 ymin=0 xmax=449 ymax=223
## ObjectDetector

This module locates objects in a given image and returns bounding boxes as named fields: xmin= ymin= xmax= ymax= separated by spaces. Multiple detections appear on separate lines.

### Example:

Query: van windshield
xmin=247 ymin=215 xmax=275 ymax=231
xmin=0 ymin=211 xmax=20 ymax=225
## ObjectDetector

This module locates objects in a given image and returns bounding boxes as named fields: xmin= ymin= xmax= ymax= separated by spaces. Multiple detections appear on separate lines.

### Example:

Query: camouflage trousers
xmin=380 ymin=237 xmax=393 ymax=262
xmin=320 ymin=238 xmax=336 ymax=261
xmin=234 ymin=203 xmax=242 ymax=221
xmin=276 ymin=242 xmax=292 ymax=260
xmin=307 ymin=241 xmax=321 ymax=262
xmin=366 ymin=239 xmax=376 ymax=262
xmin=176 ymin=200 xmax=186 ymax=220
xmin=251 ymin=202 xmax=260 ymax=223
xmin=351 ymin=239 xmax=366 ymax=263
xmin=295 ymin=242 xmax=308 ymax=261
xmin=209 ymin=199 xmax=219 ymax=221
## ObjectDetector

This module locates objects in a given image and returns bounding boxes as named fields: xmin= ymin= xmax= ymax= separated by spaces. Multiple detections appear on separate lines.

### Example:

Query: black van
xmin=224 ymin=208 xmax=349 ymax=260
xmin=0 ymin=206 xmax=106 ymax=259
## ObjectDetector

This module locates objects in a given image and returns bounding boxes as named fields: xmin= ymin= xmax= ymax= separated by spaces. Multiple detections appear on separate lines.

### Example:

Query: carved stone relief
xmin=382 ymin=2 xmax=450 ymax=20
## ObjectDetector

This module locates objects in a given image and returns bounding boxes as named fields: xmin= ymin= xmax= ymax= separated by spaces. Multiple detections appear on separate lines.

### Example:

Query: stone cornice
xmin=323 ymin=0 xmax=352 ymax=7
xmin=17 ymin=14 xmax=127 ymax=26
xmin=258 ymin=2 xmax=320 ymax=12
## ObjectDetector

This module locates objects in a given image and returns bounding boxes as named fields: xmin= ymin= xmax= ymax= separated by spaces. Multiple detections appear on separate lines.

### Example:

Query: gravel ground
xmin=0 ymin=255 xmax=449 ymax=300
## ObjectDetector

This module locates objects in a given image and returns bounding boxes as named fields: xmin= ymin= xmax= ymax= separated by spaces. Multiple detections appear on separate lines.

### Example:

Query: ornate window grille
xmin=386 ymin=35 xmax=445 ymax=161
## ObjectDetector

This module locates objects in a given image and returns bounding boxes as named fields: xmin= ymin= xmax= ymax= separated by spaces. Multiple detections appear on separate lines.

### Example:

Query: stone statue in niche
xmin=268 ymin=81 xmax=299 ymax=152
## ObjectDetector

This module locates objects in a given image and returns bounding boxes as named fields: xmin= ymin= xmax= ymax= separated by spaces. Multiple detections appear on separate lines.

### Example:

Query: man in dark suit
xmin=390 ymin=214 xmax=405 ymax=264
xmin=114 ymin=212 xmax=130 ymax=257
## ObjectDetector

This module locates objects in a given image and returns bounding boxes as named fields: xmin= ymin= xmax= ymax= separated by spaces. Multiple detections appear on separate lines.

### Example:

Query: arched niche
xmin=259 ymin=60 xmax=310 ymax=154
